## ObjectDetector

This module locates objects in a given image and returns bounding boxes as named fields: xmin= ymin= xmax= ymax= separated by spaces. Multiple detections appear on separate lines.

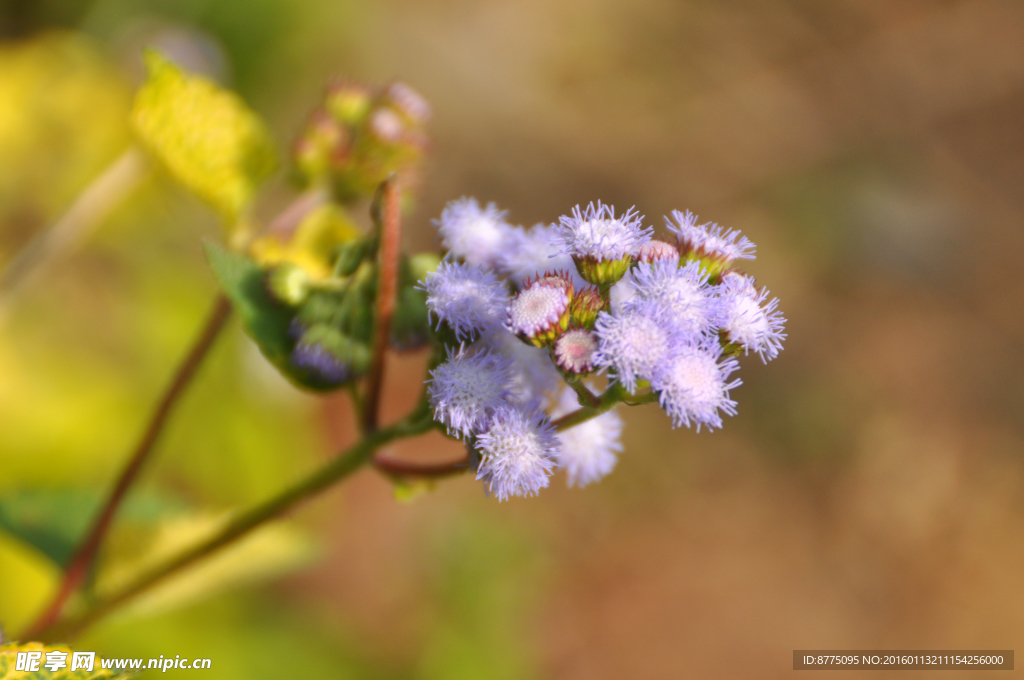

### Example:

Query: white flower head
xmin=627 ymin=260 xmax=715 ymax=337
xmin=593 ymin=300 xmax=681 ymax=393
xmin=420 ymin=261 xmax=508 ymax=341
xmin=427 ymin=347 xmax=513 ymax=438
xmin=666 ymin=210 xmax=755 ymax=264
xmin=499 ymin=223 xmax=588 ymax=289
xmin=476 ymin=405 xmax=559 ymax=501
xmin=714 ymin=272 xmax=786 ymax=362
xmin=608 ymin=276 xmax=637 ymax=315
xmin=555 ymin=201 xmax=652 ymax=263
xmin=651 ymin=340 xmax=741 ymax=431
xmin=552 ymin=386 xmax=623 ymax=487
xmin=434 ymin=198 xmax=515 ymax=269
xmin=479 ymin=328 xmax=561 ymax=407
xmin=553 ymin=328 xmax=598 ymax=375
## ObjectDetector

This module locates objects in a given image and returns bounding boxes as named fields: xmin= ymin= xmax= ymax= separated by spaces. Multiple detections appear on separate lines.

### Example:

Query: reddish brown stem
xmin=21 ymin=294 xmax=232 ymax=640
xmin=361 ymin=177 xmax=402 ymax=433
xmin=372 ymin=454 xmax=470 ymax=480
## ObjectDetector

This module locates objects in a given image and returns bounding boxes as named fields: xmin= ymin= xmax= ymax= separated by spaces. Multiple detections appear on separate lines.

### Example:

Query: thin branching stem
xmin=568 ymin=380 xmax=601 ymax=409
xmin=35 ymin=407 xmax=436 ymax=643
xmin=21 ymin=186 xmax=328 ymax=640
xmin=372 ymin=454 xmax=470 ymax=479
xmin=21 ymin=294 xmax=233 ymax=640
xmin=552 ymin=383 xmax=655 ymax=431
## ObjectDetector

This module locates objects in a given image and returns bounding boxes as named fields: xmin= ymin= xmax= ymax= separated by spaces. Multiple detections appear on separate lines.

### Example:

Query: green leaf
xmin=0 ymin=492 xmax=93 ymax=569
xmin=130 ymin=51 xmax=276 ymax=226
xmin=0 ymin=490 xmax=186 ymax=568
xmin=203 ymin=242 xmax=294 ymax=371
xmin=205 ymin=242 xmax=373 ymax=392
xmin=0 ymin=642 xmax=135 ymax=678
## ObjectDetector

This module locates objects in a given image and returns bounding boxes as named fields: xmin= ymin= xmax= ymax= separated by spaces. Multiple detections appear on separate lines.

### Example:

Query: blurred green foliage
xmin=0 ymin=27 xmax=325 ymax=642
xmin=0 ymin=32 xmax=130 ymax=258
xmin=131 ymin=51 xmax=277 ymax=229
xmin=0 ymin=10 xmax=538 ymax=677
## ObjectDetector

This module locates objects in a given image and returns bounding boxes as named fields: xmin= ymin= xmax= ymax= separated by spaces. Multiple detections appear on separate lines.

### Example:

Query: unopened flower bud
xmin=507 ymin=272 xmax=572 ymax=347
xmin=290 ymin=324 xmax=371 ymax=390
xmin=293 ymin=108 xmax=349 ymax=182
xmin=568 ymin=286 xmax=604 ymax=328
xmin=326 ymin=81 xmax=373 ymax=125
xmin=385 ymin=82 xmax=431 ymax=124
xmin=636 ymin=239 xmax=680 ymax=265
xmin=368 ymin=108 xmax=405 ymax=145
xmin=553 ymin=327 xmax=598 ymax=376
xmin=266 ymin=262 xmax=311 ymax=306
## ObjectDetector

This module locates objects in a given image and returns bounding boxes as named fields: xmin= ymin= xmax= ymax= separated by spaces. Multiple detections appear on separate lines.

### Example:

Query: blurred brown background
xmin=1 ymin=0 xmax=1023 ymax=678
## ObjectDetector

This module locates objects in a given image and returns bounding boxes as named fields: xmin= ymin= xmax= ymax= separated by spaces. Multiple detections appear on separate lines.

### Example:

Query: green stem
xmin=621 ymin=392 xmax=659 ymax=407
xmin=553 ymin=383 xmax=624 ymax=431
xmin=20 ymin=294 xmax=232 ymax=641
xmin=568 ymin=380 xmax=601 ymax=409
xmin=553 ymin=383 xmax=659 ymax=431
xmin=36 ymin=407 xmax=434 ymax=643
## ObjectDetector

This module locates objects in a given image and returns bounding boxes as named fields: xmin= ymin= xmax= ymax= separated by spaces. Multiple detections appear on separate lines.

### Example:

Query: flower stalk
xmin=20 ymin=293 xmax=232 ymax=641
xmin=35 ymin=405 xmax=436 ymax=643
xmin=361 ymin=176 xmax=402 ymax=433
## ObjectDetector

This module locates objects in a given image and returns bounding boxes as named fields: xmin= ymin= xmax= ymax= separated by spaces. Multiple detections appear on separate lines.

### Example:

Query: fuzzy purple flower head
xmin=499 ymin=223 xmax=586 ymax=289
xmin=435 ymin=198 xmax=515 ymax=270
xmin=627 ymin=260 xmax=715 ymax=337
xmin=479 ymin=327 xmax=562 ymax=408
xmin=476 ymin=405 xmax=559 ymax=501
xmin=714 ymin=272 xmax=786 ymax=362
xmin=420 ymin=261 xmax=508 ymax=341
xmin=552 ymin=386 xmax=623 ymax=487
xmin=667 ymin=210 xmax=755 ymax=269
xmin=555 ymin=202 xmax=652 ymax=286
xmin=650 ymin=340 xmax=741 ymax=431
xmin=420 ymin=195 xmax=786 ymax=500
xmin=593 ymin=299 xmax=682 ymax=393
xmin=427 ymin=347 xmax=513 ymax=438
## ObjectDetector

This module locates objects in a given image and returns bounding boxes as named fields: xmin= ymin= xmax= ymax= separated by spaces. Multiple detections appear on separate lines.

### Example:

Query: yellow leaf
xmin=0 ymin=532 xmax=60 ymax=636
xmin=250 ymin=203 xmax=362 ymax=279
xmin=130 ymin=51 xmax=276 ymax=227
xmin=0 ymin=32 xmax=131 ymax=239
xmin=93 ymin=512 xmax=315 ymax=622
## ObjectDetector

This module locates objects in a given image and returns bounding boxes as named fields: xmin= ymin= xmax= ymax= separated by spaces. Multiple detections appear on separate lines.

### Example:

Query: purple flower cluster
xmin=422 ymin=199 xmax=786 ymax=499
